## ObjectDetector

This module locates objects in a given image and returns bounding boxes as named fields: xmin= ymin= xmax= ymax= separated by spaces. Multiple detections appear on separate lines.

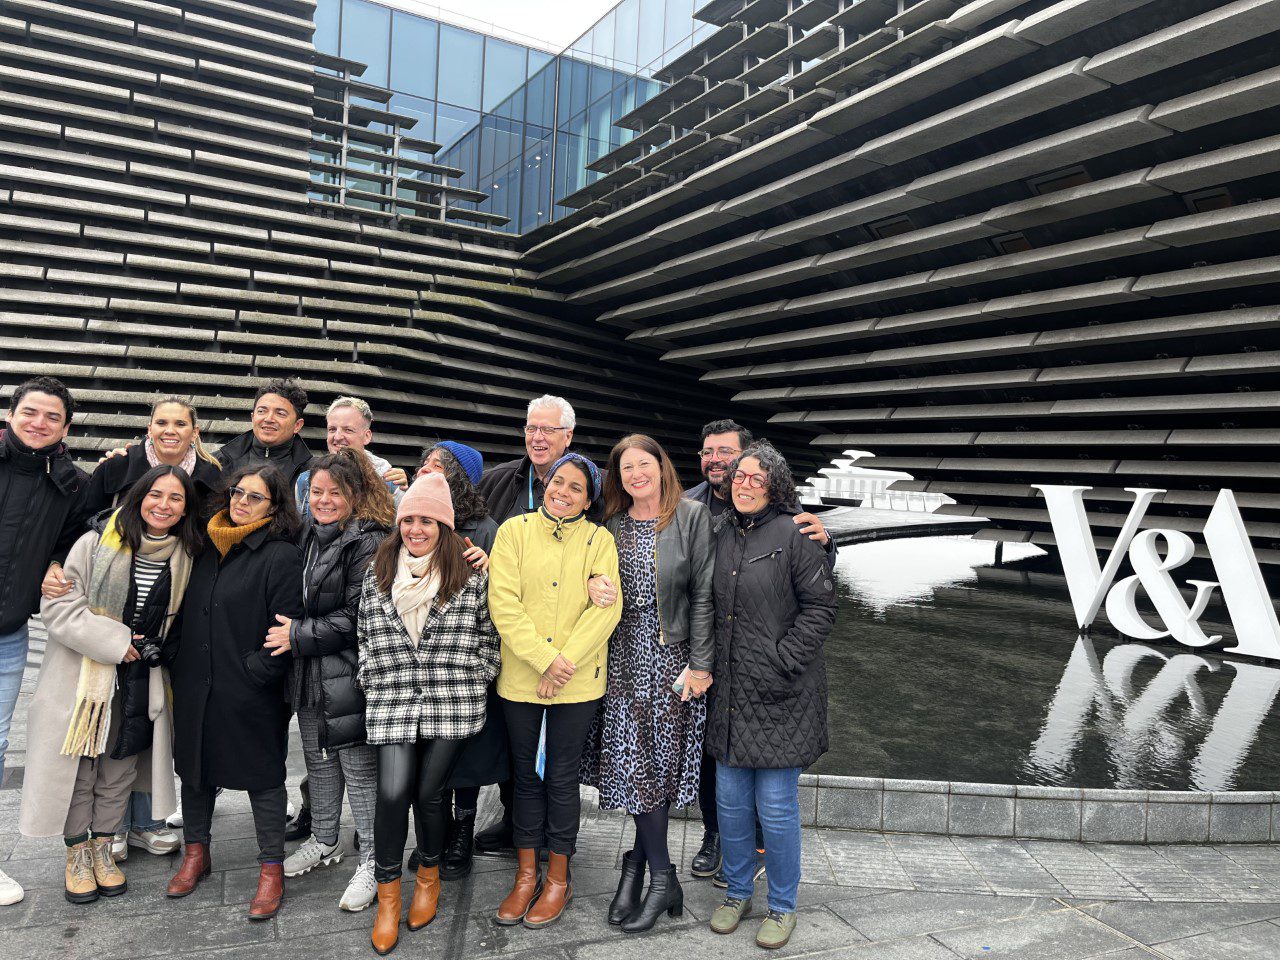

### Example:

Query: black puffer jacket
xmin=81 ymin=443 xmax=223 ymax=526
xmin=705 ymin=505 xmax=837 ymax=770
xmin=290 ymin=516 xmax=387 ymax=751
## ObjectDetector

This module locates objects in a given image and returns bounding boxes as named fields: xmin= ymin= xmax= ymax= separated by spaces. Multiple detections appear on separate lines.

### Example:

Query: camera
xmin=132 ymin=634 xmax=163 ymax=668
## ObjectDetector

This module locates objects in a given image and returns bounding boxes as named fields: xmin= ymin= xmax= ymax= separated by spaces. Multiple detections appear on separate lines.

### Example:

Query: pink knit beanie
xmin=396 ymin=472 xmax=455 ymax=530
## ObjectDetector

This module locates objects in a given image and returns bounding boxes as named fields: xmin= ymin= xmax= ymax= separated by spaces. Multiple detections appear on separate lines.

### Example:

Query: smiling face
xmin=309 ymin=469 xmax=352 ymax=526
xmin=251 ymin=393 xmax=303 ymax=448
xmin=731 ymin=455 xmax=770 ymax=514
xmin=700 ymin=430 xmax=744 ymax=489
xmin=326 ymin=405 xmax=372 ymax=455
xmin=619 ymin=446 xmax=661 ymax=504
xmin=525 ymin=405 xmax=572 ymax=472
xmin=6 ymin=390 xmax=70 ymax=450
xmin=140 ymin=473 xmax=187 ymax=536
xmin=400 ymin=515 xmax=440 ymax=558
xmin=228 ymin=472 xmax=274 ymax=526
xmin=543 ymin=462 xmax=589 ymax=519
xmin=148 ymin=402 xmax=197 ymax=464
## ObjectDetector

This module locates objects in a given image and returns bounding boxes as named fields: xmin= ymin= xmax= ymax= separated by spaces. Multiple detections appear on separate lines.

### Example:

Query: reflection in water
xmin=821 ymin=536 xmax=1280 ymax=790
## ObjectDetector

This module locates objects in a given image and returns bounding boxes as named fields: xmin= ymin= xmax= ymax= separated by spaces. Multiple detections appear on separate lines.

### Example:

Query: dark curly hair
xmin=420 ymin=442 xmax=489 ymax=524
xmin=8 ymin=376 xmax=75 ymax=422
xmin=253 ymin=377 xmax=308 ymax=420
xmin=719 ymin=440 xmax=799 ymax=511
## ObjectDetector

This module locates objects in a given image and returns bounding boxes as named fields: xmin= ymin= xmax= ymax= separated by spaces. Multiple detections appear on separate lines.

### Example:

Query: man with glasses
xmin=478 ymin=394 xmax=590 ymax=523
xmin=683 ymin=419 xmax=836 ymax=888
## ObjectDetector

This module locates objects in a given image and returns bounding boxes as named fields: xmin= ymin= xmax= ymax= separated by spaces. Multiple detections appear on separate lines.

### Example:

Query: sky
xmin=375 ymin=0 xmax=621 ymax=51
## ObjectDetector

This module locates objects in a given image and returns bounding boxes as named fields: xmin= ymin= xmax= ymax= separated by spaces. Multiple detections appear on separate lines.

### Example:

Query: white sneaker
xmin=128 ymin=826 xmax=181 ymax=855
xmin=284 ymin=834 xmax=344 ymax=878
xmin=339 ymin=859 xmax=377 ymax=912
xmin=165 ymin=800 xmax=183 ymax=829
xmin=287 ymin=799 xmax=297 ymax=820
xmin=0 ymin=866 xmax=23 ymax=905
xmin=110 ymin=831 xmax=128 ymax=862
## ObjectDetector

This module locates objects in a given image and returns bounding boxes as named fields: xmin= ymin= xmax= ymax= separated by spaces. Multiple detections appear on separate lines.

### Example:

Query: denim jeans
xmin=119 ymin=792 xmax=165 ymax=833
xmin=0 ymin=623 xmax=29 ymax=787
xmin=716 ymin=764 xmax=803 ymax=913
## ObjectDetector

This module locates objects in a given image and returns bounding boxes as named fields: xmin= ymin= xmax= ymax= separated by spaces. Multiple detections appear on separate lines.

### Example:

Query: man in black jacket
xmin=0 ymin=377 xmax=89 ymax=906
xmin=217 ymin=378 xmax=314 ymax=485
xmin=477 ymin=393 xmax=582 ymax=524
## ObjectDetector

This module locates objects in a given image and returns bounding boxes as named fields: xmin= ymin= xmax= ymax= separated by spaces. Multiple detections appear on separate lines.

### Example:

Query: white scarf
xmin=392 ymin=546 xmax=439 ymax=646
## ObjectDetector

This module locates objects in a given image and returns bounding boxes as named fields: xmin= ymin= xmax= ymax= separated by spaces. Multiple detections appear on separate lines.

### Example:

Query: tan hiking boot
xmin=89 ymin=836 xmax=127 ymax=896
xmin=65 ymin=841 xmax=99 ymax=904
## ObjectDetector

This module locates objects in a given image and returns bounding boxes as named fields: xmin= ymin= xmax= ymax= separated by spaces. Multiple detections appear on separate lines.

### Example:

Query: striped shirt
xmin=133 ymin=534 xmax=169 ymax=618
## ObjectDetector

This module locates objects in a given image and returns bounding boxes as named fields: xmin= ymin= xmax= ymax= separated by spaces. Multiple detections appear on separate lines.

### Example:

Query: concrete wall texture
xmin=1 ymin=0 xmax=1279 ymax=558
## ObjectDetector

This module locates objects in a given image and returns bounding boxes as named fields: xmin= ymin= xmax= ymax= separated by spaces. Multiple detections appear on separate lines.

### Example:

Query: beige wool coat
xmin=19 ymin=530 xmax=177 ymax=837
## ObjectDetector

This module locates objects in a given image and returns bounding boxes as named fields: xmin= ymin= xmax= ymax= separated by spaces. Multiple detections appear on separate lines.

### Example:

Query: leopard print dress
xmin=580 ymin=515 xmax=706 ymax=814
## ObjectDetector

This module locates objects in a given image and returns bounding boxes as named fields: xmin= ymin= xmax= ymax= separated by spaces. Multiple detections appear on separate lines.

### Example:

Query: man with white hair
xmin=294 ymin=396 xmax=407 ymax=513
xmin=478 ymin=394 xmax=583 ymax=523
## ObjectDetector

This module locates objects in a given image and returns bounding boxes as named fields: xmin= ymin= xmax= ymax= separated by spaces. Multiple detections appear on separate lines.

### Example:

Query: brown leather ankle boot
xmin=247 ymin=862 xmax=284 ymax=921
xmin=371 ymin=879 xmax=401 ymax=955
xmin=494 ymin=848 xmax=541 ymax=925
xmin=523 ymin=851 xmax=571 ymax=928
xmin=166 ymin=842 xmax=211 ymax=898
xmin=407 ymin=864 xmax=440 ymax=930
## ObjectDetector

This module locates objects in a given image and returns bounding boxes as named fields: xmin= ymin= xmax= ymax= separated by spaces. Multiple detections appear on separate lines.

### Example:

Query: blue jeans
xmin=119 ymin=792 xmax=165 ymax=833
xmin=716 ymin=764 xmax=803 ymax=913
xmin=0 ymin=624 xmax=29 ymax=787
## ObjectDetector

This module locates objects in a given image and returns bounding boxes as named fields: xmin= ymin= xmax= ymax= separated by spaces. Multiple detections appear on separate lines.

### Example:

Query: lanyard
xmin=527 ymin=469 xmax=535 ymax=511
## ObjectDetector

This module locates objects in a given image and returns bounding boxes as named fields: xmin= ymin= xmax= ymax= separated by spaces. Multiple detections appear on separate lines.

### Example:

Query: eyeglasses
xmin=699 ymin=446 xmax=741 ymax=459
xmin=731 ymin=470 xmax=767 ymax=490
xmin=524 ymin=425 xmax=568 ymax=436
xmin=229 ymin=486 xmax=271 ymax=506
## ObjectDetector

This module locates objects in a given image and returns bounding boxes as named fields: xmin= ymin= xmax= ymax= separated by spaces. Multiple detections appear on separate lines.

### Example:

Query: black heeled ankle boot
xmin=441 ymin=813 xmax=475 ymax=881
xmin=621 ymin=866 xmax=683 ymax=933
xmin=608 ymin=850 xmax=645 ymax=925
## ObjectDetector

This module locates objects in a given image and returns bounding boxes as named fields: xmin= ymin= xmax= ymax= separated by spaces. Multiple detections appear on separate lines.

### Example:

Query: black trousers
xmin=502 ymin=697 xmax=600 ymax=856
xmin=374 ymin=739 xmax=465 ymax=883
xmin=181 ymin=781 xmax=286 ymax=864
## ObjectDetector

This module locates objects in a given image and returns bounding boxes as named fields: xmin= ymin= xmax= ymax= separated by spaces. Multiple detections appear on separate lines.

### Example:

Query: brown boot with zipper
xmin=407 ymin=864 xmax=440 ymax=930
xmin=523 ymin=851 xmax=571 ymax=928
xmin=494 ymin=848 xmax=541 ymax=925
xmin=371 ymin=878 xmax=401 ymax=955
xmin=247 ymin=862 xmax=284 ymax=920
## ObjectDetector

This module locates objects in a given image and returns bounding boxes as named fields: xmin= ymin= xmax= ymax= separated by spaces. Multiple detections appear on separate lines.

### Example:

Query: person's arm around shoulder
xmin=487 ymin=518 xmax=559 ymax=675
xmin=558 ymin=525 xmax=623 ymax=668
xmin=40 ymin=531 xmax=133 ymax=665
xmin=473 ymin=571 xmax=501 ymax=683
xmin=774 ymin=523 xmax=837 ymax=678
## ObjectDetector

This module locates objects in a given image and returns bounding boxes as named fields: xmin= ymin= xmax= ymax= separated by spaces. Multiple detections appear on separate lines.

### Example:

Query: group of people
xmin=0 ymin=374 xmax=838 ymax=953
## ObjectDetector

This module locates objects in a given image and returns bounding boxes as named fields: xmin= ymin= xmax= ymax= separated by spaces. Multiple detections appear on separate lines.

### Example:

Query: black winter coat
xmin=167 ymin=527 xmax=303 ymax=791
xmin=217 ymin=430 xmax=313 ymax=485
xmin=113 ymin=563 xmax=174 ymax=761
xmin=81 ymin=444 xmax=223 ymax=526
xmin=290 ymin=516 xmax=387 ymax=752
xmin=0 ymin=431 xmax=89 ymax=634
xmin=685 ymin=480 xmax=840 ymax=569
xmin=705 ymin=506 xmax=837 ymax=770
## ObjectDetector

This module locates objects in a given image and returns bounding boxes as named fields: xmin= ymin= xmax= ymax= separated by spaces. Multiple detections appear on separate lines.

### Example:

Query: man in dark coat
xmin=217 ymin=377 xmax=314 ymax=485
xmin=478 ymin=393 xmax=584 ymax=524
xmin=0 ymin=378 xmax=88 ymax=779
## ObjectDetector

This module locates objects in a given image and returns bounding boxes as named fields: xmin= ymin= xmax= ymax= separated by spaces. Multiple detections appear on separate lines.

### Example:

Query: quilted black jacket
xmin=289 ymin=516 xmax=387 ymax=751
xmin=705 ymin=505 xmax=837 ymax=770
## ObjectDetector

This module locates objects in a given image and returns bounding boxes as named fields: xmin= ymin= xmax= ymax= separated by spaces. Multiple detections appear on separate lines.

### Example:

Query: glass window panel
xmin=555 ymin=131 xmax=587 ymax=204
xmin=589 ymin=97 xmax=612 ymax=143
xmin=437 ymin=24 xmax=484 ymax=110
xmin=665 ymin=0 xmax=695 ymax=53
xmin=589 ymin=63 xmax=614 ymax=105
xmin=339 ymin=0 xmax=390 ymax=87
xmin=388 ymin=93 xmax=435 ymax=143
xmin=614 ymin=0 xmax=640 ymax=67
xmin=484 ymin=38 xmax=527 ymax=113
xmin=313 ymin=0 xmax=339 ymax=55
xmin=390 ymin=12 xmax=437 ymax=99
xmin=526 ymin=59 xmax=557 ymax=130
xmin=565 ymin=57 xmax=589 ymax=120
xmin=636 ymin=0 xmax=666 ymax=71
xmin=528 ymin=50 xmax=554 ymax=78
xmin=436 ymin=102 xmax=481 ymax=151
xmin=592 ymin=11 xmax=615 ymax=67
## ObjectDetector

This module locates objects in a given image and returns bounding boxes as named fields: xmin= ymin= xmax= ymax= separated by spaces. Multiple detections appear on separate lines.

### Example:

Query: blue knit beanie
xmin=438 ymin=440 xmax=483 ymax=486
xmin=546 ymin=452 xmax=602 ymax=504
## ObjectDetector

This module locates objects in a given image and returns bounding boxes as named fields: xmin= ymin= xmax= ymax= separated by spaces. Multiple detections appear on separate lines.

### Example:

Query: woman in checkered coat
xmin=356 ymin=472 xmax=500 ymax=956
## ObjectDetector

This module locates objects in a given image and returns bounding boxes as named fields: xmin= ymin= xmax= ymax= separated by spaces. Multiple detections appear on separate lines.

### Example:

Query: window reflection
xmin=339 ymin=0 xmax=390 ymax=87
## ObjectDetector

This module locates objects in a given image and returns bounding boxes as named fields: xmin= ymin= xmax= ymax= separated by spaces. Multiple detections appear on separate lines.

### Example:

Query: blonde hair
xmin=151 ymin=396 xmax=220 ymax=468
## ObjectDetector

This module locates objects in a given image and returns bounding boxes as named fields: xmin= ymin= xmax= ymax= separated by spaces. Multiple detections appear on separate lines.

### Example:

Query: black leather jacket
xmin=605 ymin=498 xmax=715 ymax=672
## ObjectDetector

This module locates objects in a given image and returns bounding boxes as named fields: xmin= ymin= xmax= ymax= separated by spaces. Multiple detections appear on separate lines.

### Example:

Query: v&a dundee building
xmin=0 ymin=0 xmax=1278 ymax=565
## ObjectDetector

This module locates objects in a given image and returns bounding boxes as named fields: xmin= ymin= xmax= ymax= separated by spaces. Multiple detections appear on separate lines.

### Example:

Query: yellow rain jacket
xmin=488 ymin=508 xmax=622 ymax=704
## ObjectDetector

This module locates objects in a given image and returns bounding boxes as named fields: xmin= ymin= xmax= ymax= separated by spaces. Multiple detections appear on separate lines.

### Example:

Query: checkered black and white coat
xmin=356 ymin=567 xmax=501 ymax=746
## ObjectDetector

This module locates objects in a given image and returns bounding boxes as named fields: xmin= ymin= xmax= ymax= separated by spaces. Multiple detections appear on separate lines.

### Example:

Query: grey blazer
xmin=605 ymin=498 xmax=715 ymax=671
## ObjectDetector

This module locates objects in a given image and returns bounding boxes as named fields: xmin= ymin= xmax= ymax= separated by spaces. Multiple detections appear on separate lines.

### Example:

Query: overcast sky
xmin=377 ymin=0 xmax=621 ymax=50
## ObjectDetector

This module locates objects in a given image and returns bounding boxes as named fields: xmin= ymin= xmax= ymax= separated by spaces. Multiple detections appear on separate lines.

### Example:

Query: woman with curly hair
xmin=705 ymin=442 xmax=837 ymax=951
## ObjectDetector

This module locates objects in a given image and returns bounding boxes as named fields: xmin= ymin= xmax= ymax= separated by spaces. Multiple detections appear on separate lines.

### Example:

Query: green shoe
xmin=756 ymin=910 xmax=797 ymax=950
xmin=709 ymin=896 xmax=752 ymax=934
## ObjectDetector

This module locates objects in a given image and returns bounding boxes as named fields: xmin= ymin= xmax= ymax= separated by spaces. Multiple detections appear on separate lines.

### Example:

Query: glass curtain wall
xmin=314 ymin=0 xmax=711 ymax=233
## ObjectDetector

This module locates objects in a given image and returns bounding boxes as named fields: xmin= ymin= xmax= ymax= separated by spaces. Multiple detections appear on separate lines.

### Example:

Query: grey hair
xmin=327 ymin=395 xmax=373 ymax=424
xmin=720 ymin=440 xmax=799 ymax=510
xmin=527 ymin=394 xmax=575 ymax=431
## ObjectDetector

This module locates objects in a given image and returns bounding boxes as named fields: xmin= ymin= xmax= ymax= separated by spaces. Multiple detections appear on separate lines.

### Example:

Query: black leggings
xmin=634 ymin=803 xmax=671 ymax=871
xmin=374 ymin=739 xmax=465 ymax=883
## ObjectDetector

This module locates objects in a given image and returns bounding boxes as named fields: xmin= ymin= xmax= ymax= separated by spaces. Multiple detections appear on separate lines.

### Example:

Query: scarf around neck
xmin=62 ymin=510 xmax=194 ymax=758
xmin=144 ymin=437 xmax=198 ymax=476
xmin=392 ymin=546 xmax=440 ymax=646
xmin=207 ymin=509 xmax=272 ymax=558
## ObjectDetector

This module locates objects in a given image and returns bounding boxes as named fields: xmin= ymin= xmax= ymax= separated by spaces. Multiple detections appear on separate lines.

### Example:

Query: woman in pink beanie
xmin=357 ymin=472 xmax=501 ymax=954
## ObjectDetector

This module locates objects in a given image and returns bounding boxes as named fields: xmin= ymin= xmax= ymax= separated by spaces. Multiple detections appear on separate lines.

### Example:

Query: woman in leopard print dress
xmin=582 ymin=435 xmax=714 ymax=933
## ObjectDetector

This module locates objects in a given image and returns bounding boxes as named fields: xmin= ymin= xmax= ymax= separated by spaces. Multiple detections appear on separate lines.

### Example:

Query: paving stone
xmin=1156 ymin=919 xmax=1280 ymax=960
xmin=827 ymin=890 xmax=1058 ymax=941
xmin=930 ymin=906 xmax=1136 ymax=958
xmin=1209 ymin=803 xmax=1273 ymax=843
xmin=1083 ymin=901 xmax=1280 ymax=946
xmin=817 ymin=784 xmax=883 ymax=830
xmin=883 ymin=790 xmax=948 ymax=835
xmin=1146 ymin=802 xmax=1211 ymax=843
xmin=1016 ymin=799 xmax=1082 ymax=841
xmin=949 ymin=793 xmax=1014 ymax=838
xmin=1082 ymin=801 xmax=1147 ymax=843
